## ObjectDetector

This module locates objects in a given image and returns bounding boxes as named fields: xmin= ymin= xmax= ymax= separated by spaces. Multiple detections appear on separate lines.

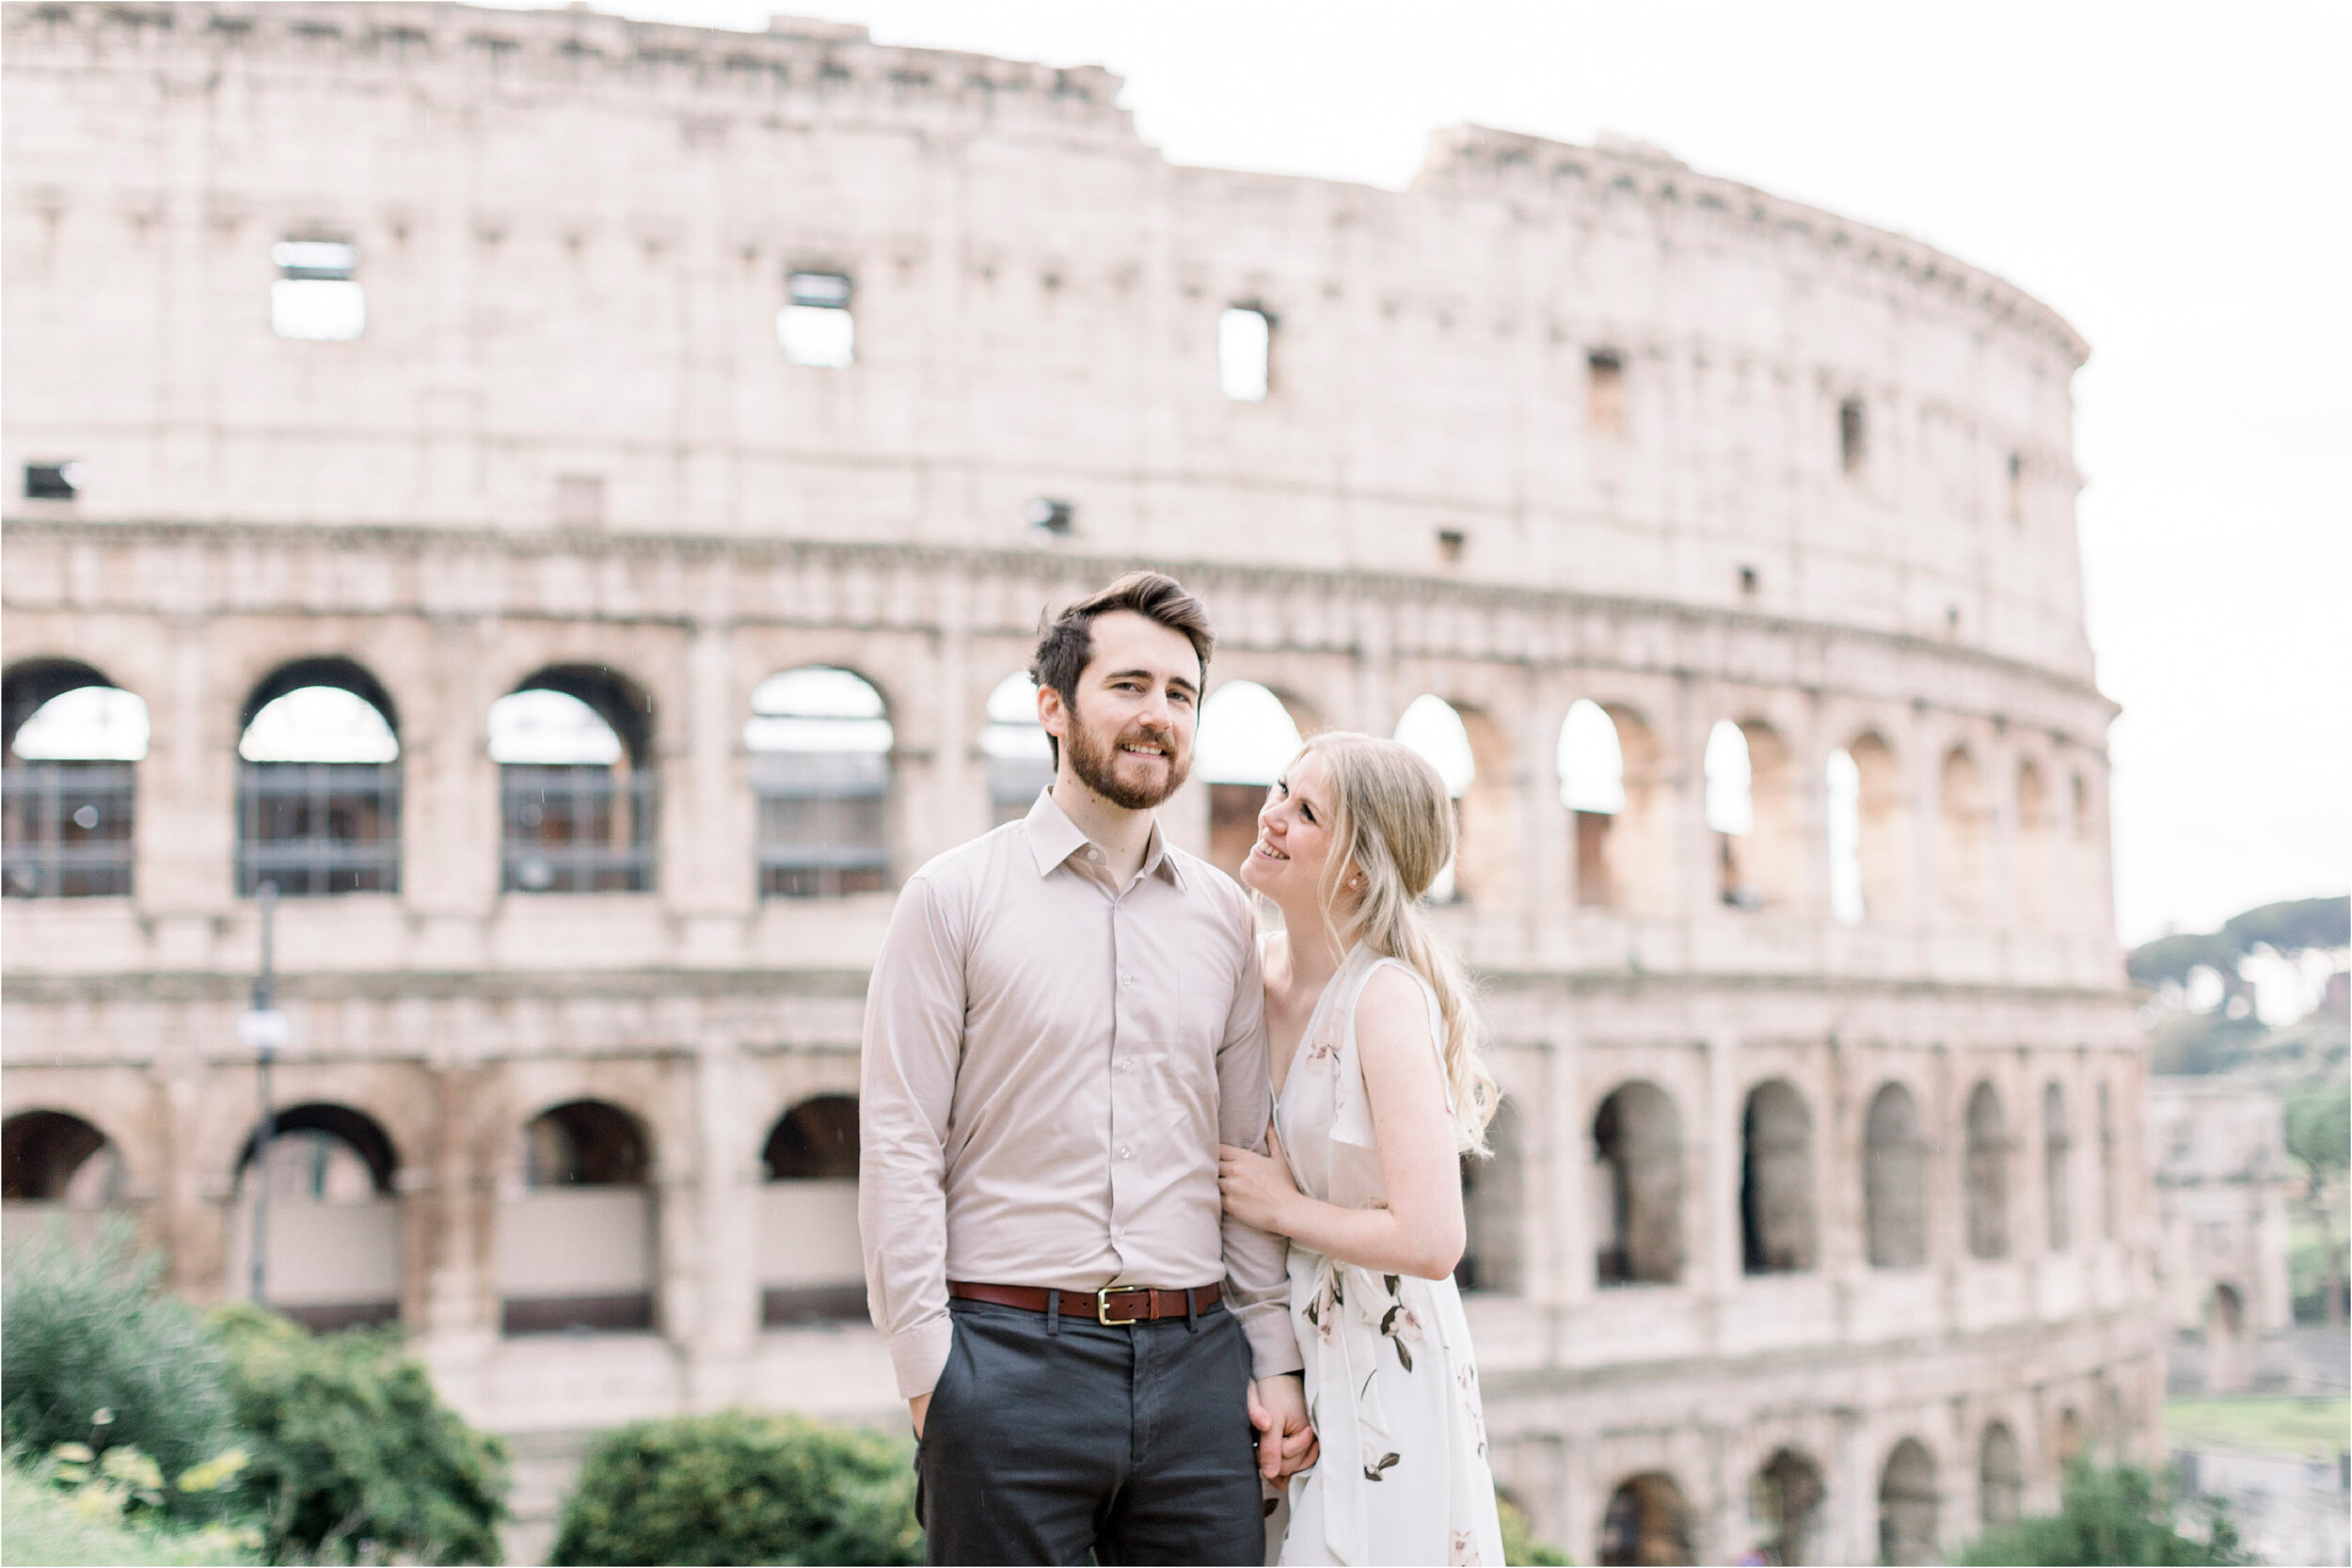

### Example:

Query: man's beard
xmin=1064 ymin=717 xmax=1191 ymax=811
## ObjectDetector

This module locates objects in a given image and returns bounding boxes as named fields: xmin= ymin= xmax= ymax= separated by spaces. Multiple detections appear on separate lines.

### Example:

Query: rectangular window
xmin=1586 ymin=351 xmax=1625 ymax=435
xmin=1839 ymin=396 xmax=1867 ymax=473
xmin=2 ymin=761 xmax=135 ymax=897
xmin=501 ymin=765 xmax=656 ymax=893
xmin=24 ymin=462 xmax=81 ymax=500
xmin=778 ymin=271 xmax=854 ymax=368
xmin=236 ymin=761 xmax=400 ymax=895
xmin=271 ymin=240 xmax=365 ymax=341
xmin=1219 ymin=307 xmax=1270 ymax=402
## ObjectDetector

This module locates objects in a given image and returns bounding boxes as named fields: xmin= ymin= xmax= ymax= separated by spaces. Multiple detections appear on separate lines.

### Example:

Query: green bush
xmin=551 ymin=1409 xmax=921 ymax=1566
xmin=213 ymin=1305 xmax=509 ymax=1565
xmin=1 ymin=1458 xmax=263 ymax=1567
xmin=1 ymin=1220 xmax=237 ymax=1496
xmin=1952 ymin=1462 xmax=2248 ymax=1566
xmin=1499 ymin=1495 xmax=1569 ymax=1565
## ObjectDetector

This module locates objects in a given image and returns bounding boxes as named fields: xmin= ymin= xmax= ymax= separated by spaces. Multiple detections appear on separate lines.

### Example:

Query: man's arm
xmin=1212 ymin=914 xmax=1313 ymax=1476
xmin=858 ymin=873 xmax=965 ymax=1426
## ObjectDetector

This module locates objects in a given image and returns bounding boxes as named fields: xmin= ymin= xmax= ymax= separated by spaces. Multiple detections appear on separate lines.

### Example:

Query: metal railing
xmin=501 ymin=765 xmax=658 ymax=894
xmin=754 ymin=751 xmax=889 ymax=898
xmin=237 ymin=762 xmax=402 ymax=895
xmin=2 ymin=762 xmax=135 ymax=897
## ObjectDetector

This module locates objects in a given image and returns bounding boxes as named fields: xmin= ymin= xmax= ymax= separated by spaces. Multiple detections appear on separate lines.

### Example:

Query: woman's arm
xmin=1218 ymin=965 xmax=1467 ymax=1280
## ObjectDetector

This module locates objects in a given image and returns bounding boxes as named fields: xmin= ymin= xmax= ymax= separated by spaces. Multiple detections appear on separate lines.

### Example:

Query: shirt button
xmin=1120 ymin=974 xmax=1135 ymax=987
xmin=1117 ymin=1059 xmax=1133 ymax=1073
xmin=1118 ymin=1146 xmax=1132 ymax=1160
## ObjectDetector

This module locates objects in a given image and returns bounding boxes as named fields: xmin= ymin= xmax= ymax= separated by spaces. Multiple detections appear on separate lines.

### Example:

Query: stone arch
xmin=1200 ymin=678 xmax=1309 ymax=876
xmin=2053 ymin=1408 xmax=2083 ymax=1471
xmin=979 ymin=670 xmax=1054 ymax=827
xmin=1394 ymin=692 xmax=1512 ymax=906
xmin=758 ymin=1094 xmax=865 ymax=1324
xmin=3 ymin=660 xmax=144 ymax=899
xmin=1849 ymin=733 xmax=1908 ymax=922
xmin=1458 ymin=1096 xmax=1523 ymax=1293
xmin=500 ymin=1098 xmax=657 ymax=1334
xmin=1593 ymin=1081 xmax=1683 ymax=1286
xmin=1751 ymin=1447 xmax=1826 ymax=1566
xmin=1964 ymin=1081 xmax=2010 ymax=1260
xmin=2 ymin=1108 xmax=126 ymax=1206
xmin=1877 ymin=1437 xmax=1939 ymax=1566
xmin=1708 ymin=718 xmax=1796 ymax=911
xmin=748 ymin=664 xmax=894 ymax=897
xmin=1979 ymin=1420 xmax=2024 ymax=1528
xmin=493 ymin=663 xmax=659 ymax=894
xmin=1864 ymin=1082 xmax=1929 ymax=1269
xmin=2015 ymin=760 xmax=2052 ymax=927
xmin=1938 ymin=747 xmax=1991 ymax=921
xmin=2042 ymin=1081 xmax=2071 ymax=1253
xmin=235 ymin=657 xmax=402 ymax=897
xmin=226 ymin=1101 xmax=403 ymax=1330
xmin=1599 ymin=1470 xmax=1694 ymax=1566
xmin=1561 ymin=700 xmax=1671 ymax=914
xmin=1740 ymin=1078 xmax=1816 ymax=1275
xmin=2204 ymin=1281 xmax=2249 ymax=1393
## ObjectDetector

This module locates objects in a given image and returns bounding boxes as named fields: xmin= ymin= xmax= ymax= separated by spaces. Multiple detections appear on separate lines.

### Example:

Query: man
xmin=861 ymin=571 xmax=1315 ymax=1565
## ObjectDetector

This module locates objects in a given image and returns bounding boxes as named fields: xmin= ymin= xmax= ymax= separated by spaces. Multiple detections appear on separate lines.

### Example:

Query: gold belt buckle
xmin=1095 ymin=1287 xmax=1142 ymax=1326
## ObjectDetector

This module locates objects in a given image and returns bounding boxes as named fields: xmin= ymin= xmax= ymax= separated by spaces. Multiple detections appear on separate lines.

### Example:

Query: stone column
xmin=686 ymin=1032 xmax=760 ymax=1405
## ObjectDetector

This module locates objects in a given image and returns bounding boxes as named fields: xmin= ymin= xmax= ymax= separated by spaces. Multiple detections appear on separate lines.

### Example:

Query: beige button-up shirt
xmin=859 ymin=790 xmax=1302 ymax=1399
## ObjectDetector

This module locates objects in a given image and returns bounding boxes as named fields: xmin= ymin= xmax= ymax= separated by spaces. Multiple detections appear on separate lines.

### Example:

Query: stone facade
xmin=2 ymin=5 xmax=2157 ymax=1562
xmin=2145 ymin=1079 xmax=2295 ymax=1394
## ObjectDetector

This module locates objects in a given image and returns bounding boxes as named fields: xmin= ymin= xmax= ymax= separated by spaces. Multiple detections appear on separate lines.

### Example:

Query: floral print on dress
xmin=1272 ymin=944 xmax=1505 ymax=1567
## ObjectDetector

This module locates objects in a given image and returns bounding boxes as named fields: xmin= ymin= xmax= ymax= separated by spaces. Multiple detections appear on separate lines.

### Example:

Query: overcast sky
xmin=484 ymin=0 xmax=2350 ymax=944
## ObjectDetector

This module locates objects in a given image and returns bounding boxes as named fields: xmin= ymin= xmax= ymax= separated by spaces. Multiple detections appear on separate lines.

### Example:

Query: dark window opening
xmin=1839 ymin=397 xmax=1867 ymax=473
xmin=764 ymin=1095 xmax=860 ymax=1181
xmin=1027 ymin=497 xmax=1074 ymax=538
xmin=24 ymin=463 xmax=81 ymax=500
xmin=1436 ymin=529 xmax=1467 ymax=563
xmin=1587 ymin=351 xmax=1626 ymax=435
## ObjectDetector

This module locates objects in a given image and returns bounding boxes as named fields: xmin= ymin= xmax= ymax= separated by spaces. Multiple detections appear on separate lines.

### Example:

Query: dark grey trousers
xmin=915 ymin=1296 xmax=1264 ymax=1566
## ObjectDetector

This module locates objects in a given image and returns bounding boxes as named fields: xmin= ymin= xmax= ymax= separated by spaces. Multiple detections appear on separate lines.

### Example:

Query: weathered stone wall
xmin=2 ymin=6 xmax=2155 ymax=1562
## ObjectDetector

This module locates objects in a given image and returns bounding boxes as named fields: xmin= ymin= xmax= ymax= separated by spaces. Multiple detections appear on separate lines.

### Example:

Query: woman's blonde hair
xmin=1286 ymin=731 xmax=1499 ymax=1154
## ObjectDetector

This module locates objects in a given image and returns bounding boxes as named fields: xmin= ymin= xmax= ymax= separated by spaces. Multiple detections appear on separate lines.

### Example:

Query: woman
xmin=1218 ymin=732 xmax=1506 ymax=1567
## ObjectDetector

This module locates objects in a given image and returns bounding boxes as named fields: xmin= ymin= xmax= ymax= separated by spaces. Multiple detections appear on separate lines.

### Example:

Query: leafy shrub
xmin=1 ymin=1220 xmax=236 ymax=1495
xmin=1 ymin=1458 xmax=263 ymax=1567
xmin=1499 ymin=1494 xmax=1569 ymax=1565
xmin=1952 ymin=1462 xmax=2249 ymax=1565
xmin=550 ymin=1408 xmax=921 ymax=1566
xmin=213 ymin=1304 xmax=509 ymax=1565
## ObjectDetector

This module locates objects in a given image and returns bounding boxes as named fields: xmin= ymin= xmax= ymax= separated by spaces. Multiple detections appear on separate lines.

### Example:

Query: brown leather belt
xmin=949 ymin=1280 xmax=1221 ymax=1326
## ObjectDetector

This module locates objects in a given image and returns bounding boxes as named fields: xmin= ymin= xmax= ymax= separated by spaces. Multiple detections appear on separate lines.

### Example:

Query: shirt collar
xmin=1020 ymin=788 xmax=1186 ymax=892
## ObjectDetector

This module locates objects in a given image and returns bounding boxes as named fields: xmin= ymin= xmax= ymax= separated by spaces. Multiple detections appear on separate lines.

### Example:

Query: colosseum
xmin=2 ymin=4 xmax=2159 ymax=1562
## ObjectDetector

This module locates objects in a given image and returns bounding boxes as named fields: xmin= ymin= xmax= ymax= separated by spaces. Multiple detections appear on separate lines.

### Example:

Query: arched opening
xmin=2016 ymin=762 xmax=2052 ymax=927
xmin=2054 ymin=1409 xmax=2083 ymax=1471
xmin=1593 ymin=1082 xmax=1683 ymax=1286
xmin=1864 ymin=1083 xmax=1929 ymax=1269
xmin=1457 ymin=1098 xmax=1523 ymax=1293
xmin=1877 ymin=1438 xmax=1939 ymax=1566
xmin=1560 ymin=699 xmax=1626 ymax=908
xmin=2 ymin=1109 xmax=126 ymax=1212
xmin=1740 ymin=1079 xmax=1816 ymax=1275
xmin=1850 ymin=734 xmax=1908 ymax=922
xmin=1708 ymin=720 xmax=1795 ymax=911
xmin=493 ymin=667 xmax=657 ymax=894
xmin=759 ymin=1095 xmax=866 ymax=1325
xmin=1964 ymin=1082 xmax=2010 ymax=1260
xmin=1395 ymin=694 xmax=1509 ymax=904
xmin=236 ymin=660 xmax=401 ymax=896
xmin=1826 ymin=749 xmax=1864 ymax=925
xmin=500 ymin=1101 xmax=655 ymax=1334
xmin=1200 ymin=680 xmax=1306 ymax=876
xmin=1600 ymin=1471 xmax=1694 ymax=1566
xmin=2093 ymin=1383 xmax=2126 ymax=1463
xmin=2205 ymin=1282 xmax=2250 ymax=1393
xmin=3 ymin=662 xmax=144 ymax=898
xmin=2042 ymin=1083 xmax=2071 ymax=1253
xmin=978 ymin=672 xmax=1054 ymax=828
xmin=1750 ymin=1449 xmax=1825 ymax=1566
xmin=1938 ymin=748 xmax=1990 ymax=921
xmin=1979 ymin=1421 xmax=2023 ymax=1528
xmin=2068 ymin=772 xmax=2096 ymax=927
xmin=748 ymin=666 xmax=891 ymax=897
xmin=225 ymin=1103 xmax=401 ymax=1330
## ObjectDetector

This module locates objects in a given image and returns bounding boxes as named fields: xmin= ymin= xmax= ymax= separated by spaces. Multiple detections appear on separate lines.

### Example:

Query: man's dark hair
xmin=1029 ymin=571 xmax=1215 ymax=768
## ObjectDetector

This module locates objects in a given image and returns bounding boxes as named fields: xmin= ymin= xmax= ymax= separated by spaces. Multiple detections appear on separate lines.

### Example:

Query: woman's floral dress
xmin=1269 ymin=942 xmax=1504 ymax=1567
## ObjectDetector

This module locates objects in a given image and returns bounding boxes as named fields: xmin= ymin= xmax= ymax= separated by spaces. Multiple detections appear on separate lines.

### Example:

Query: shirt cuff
xmin=1237 ymin=1300 xmax=1305 ymax=1379
xmin=889 ymin=1314 xmax=954 ymax=1401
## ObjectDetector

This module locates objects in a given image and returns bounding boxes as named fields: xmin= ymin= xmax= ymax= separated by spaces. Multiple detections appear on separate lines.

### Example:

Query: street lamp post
xmin=236 ymin=880 xmax=289 ymax=1305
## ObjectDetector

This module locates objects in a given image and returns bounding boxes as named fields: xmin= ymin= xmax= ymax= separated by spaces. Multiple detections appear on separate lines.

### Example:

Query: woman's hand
xmin=1218 ymin=1123 xmax=1302 ymax=1235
